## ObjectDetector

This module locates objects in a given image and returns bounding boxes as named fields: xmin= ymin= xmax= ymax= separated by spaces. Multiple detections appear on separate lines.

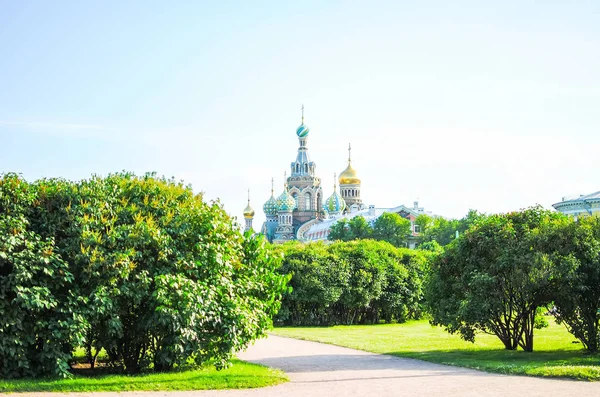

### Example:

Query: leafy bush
xmin=275 ymin=239 xmax=428 ymax=326
xmin=0 ymin=174 xmax=84 ymax=378
xmin=0 ymin=172 xmax=288 ymax=377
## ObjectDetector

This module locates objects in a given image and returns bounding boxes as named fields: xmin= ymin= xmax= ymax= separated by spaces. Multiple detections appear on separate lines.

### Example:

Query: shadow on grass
xmin=385 ymin=349 xmax=600 ymax=379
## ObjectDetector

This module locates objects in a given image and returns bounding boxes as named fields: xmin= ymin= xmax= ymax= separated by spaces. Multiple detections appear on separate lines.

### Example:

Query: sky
xmin=1 ymin=1 xmax=599 ymax=229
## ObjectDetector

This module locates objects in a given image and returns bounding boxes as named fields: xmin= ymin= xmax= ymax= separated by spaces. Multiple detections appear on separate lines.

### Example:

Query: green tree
xmin=420 ymin=210 xmax=484 ymax=247
xmin=540 ymin=216 xmax=600 ymax=352
xmin=427 ymin=207 xmax=560 ymax=352
xmin=372 ymin=212 xmax=411 ymax=247
xmin=328 ymin=219 xmax=353 ymax=241
xmin=414 ymin=214 xmax=432 ymax=236
xmin=421 ymin=217 xmax=459 ymax=246
xmin=348 ymin=216 xmax=372 ymax=239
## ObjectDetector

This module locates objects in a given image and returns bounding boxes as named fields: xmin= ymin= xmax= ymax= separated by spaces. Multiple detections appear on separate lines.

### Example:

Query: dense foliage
xmin=0 ymin=173 xmax=288 ymax=378
xmin=328 ymin=213 xmax=412 ymax=247
xmin=327 ymin=209 xmax=483 ymax=249
xmin=0 ymin=174 xmax=82 ymax=378
xmin=540 ymin=215 xmax=600 ymax=352
xmin=274 ymin=240 xmax=428 ymax=326
xmin=427 ymin=207 xmax=563 ymax=352
xmin=415 ymin=210 xmax=484 ymax=247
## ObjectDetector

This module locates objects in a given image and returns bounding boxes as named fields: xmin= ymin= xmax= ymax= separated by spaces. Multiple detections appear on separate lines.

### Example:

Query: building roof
xmin=553 ymin=191 xmax=600 ymax=209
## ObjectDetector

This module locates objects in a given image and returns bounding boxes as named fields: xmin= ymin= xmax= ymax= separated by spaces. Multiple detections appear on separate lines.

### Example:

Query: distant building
xmin=243 ymin=108 xmax=441 ymax=247
xmin=301 ymin=201 xmax=435 ymax=249
xmin=552 ymin=191 xmax=600 ymax=220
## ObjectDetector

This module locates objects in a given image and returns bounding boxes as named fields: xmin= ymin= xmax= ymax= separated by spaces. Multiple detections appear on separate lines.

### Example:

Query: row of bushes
xmin=0 ymin=173 xmax=288 ymax=378
xmin=273 ymin=240 xmax=430 ymax=326
xmin=427 ymin=207 xmax=600 ymax=352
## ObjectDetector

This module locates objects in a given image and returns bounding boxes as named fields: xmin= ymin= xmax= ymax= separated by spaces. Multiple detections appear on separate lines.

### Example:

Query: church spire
xmin=243 ymin=188 xmax=255 ymax=233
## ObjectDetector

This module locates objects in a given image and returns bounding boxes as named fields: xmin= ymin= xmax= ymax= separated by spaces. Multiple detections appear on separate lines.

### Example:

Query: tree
xmin=414 ymin=214 xmax=432 ymax=236
xmin=421 ymin=217 xmax=458 ymax=246
xmin=373 ymin=212 xmax=411 ymax=247
xmin=540 ymin=216 xmax=600 ymax=352
xmin=427 ymin=207 xmax=561 ymax=352
xmin=328 ymin=219 xmax=353 ymax=241
xmin=348 ymin=216 xmax=372 ymax=239
xmin=419 ymin=210 xmax=484 ymax=247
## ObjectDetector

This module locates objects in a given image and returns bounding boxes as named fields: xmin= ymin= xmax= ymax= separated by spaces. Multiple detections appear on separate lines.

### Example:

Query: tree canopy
xmin=0 ymin=172 xmax=289 ymax=378
xmin=427 ymin=207 xmax=562 ymax=352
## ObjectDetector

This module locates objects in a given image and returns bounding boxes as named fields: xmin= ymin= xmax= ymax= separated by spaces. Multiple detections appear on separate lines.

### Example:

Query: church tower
xmin=274 ymin=174 xmax=296 ymax=243
xmin=242 ymin=189 xmax=255 ymax=233
xmin=262 ymin=178 xmax=279 ymax=242
xmin=287 ymin=106 xmax=323 ymax=227
xmin=339 ymin=143 xmax=363 ymax=211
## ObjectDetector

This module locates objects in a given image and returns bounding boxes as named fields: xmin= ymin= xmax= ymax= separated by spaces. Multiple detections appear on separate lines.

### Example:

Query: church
xmin=242 ymin=109 xmax=438 ymax=247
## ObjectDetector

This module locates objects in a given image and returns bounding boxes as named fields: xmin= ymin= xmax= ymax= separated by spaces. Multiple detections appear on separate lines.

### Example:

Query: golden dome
xmin=243 ymin=189 xmax=255 ymax=218
xmin=339 ymin=162 xmax=361 ymax=185
xmin=339 ymin=143 xmax=360 ymax=185
xmin=243 ymin=203 xmax=255 ymax=219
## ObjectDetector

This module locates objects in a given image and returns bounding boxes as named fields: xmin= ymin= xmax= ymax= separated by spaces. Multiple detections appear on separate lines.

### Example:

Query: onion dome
xmin=243 ymin=203 xmax=255 ymax=219
xmin=243 ymin=189 xmax=255 ymax=219
xmin=339 ymin=143 xmax=361 ymax=185
xmin=296 ymin=123 xmax=309 ymax=137
xmin=296 ymin=105 xmax=310 ymax=137
xmin=277 ymin=189 xmax=296 ymax=212
xmin=263 ymin=179 xmax=278 ymax=216
xmin=324 ymin=173 xmax=346 ymax=215
xmin=276 ymin=175 xmax=296 ymax=212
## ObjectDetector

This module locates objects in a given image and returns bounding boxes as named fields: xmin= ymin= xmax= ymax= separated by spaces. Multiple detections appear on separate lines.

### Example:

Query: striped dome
xmin=324 ymin=191 xmax=346 ymax=215
xmin=296 ymin=123 xmax=310 ymax=137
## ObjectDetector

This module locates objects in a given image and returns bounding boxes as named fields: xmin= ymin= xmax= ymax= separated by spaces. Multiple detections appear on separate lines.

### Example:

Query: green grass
xmin=273 ymin=318 xmax=600 ymax=381
xmin=0 ymin=359 xmax=288 ymax=393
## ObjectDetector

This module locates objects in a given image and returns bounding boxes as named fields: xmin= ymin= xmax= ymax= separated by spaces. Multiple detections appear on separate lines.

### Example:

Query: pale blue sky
xmin=1 ymin=1 xmax=599 ymax=228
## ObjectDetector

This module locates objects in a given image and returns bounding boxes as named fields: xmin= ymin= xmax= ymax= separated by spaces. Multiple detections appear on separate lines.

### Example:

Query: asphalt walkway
xmin=24 ymin=335 xmax=600 ymax=397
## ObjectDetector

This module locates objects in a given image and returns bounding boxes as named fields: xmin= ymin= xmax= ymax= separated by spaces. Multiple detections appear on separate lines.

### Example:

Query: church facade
xmin=243 ymin=110 xmax=438 ymax=247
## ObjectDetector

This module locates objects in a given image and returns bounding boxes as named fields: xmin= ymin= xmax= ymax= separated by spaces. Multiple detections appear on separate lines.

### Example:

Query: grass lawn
xmin=0 ymin=359 xmax=287 ymax=393
xmin=273 ymin=318 xmax=600 ymax=381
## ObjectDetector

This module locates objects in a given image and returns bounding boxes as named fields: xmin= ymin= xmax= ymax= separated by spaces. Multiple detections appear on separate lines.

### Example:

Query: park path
xmin=23 ymin=335 xmax=600 ymax=397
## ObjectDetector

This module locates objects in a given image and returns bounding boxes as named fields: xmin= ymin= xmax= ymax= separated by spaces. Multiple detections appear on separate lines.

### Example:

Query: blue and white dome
xmin=277 ymin=188 xmax=296 ymax=212
xmin=296 ymin=123 xmax=310 ymax=138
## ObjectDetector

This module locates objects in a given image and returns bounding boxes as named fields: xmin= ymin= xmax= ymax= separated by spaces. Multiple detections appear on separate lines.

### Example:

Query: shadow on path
xmin=250 ymin=353 xmax=475 ymax=376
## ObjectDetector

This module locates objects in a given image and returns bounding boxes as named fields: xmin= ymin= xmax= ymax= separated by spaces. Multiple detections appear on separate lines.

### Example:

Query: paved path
xmin=24 ymin=335 xmax=600 ymax=397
